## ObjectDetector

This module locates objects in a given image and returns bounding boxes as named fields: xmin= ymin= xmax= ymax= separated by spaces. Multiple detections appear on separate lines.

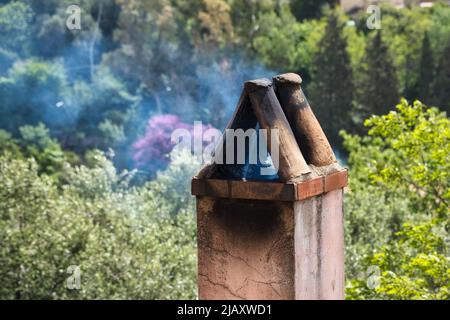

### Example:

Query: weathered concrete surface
xmin=197 ymin=189 xmax=345 ymax=300
xmin=294 ymin=189 xmax=344 ymax=299
xmin=197 ymin=196 xmax=295 ymax=300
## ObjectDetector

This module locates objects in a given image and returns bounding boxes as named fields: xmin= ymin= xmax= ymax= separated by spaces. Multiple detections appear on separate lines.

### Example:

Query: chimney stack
xmin=192 ymin=73 xmax=347 ymax=300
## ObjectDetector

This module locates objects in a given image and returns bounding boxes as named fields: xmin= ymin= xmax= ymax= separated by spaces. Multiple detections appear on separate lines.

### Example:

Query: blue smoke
xmin=0 ymin=0 xmax=279 ymax=175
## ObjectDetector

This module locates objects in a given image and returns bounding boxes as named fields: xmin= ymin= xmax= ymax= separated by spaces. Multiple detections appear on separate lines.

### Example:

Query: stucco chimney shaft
xmin=192 ymin=74 xmax=347 ymax=300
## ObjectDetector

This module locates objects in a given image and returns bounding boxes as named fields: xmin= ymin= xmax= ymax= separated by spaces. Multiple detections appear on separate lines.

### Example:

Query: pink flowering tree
xmin=133 ymin=114 xmax=215 ymax=173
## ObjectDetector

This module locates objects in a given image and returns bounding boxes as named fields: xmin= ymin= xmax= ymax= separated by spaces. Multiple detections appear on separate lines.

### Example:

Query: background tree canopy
xmin=0 ymin=0 xmax=449 ymax=299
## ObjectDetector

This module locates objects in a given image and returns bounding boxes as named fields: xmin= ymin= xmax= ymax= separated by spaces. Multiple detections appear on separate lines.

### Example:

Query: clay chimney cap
xmin=244 ymin=78 xmax=272 ymax=93
xmin=273 ymin=73 xmax=302 ymax=85
xmin=194 ymin=72 xmax=344 ymax=184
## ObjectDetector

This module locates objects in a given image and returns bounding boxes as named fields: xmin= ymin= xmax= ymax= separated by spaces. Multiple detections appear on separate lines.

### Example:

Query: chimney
xmin=192 ymin=73 xmax=347 ymax=300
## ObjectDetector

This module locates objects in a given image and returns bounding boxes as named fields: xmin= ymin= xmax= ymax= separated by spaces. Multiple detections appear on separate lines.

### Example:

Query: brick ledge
xmin=192 ymin=169 xmax=348 ymax=201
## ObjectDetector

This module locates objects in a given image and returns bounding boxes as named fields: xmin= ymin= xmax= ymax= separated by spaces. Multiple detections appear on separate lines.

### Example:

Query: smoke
xmin=121 ymin=55 xmax=277 ymax=174
xmin=0 ymin=1 xmax=278 ymax=175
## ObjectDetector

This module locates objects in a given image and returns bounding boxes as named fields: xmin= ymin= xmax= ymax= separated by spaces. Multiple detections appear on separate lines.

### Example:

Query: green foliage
xmin=363 ymin=100 xmax=449 ymax=218
xmin=308 ymin=10 xmax=354 ymax=145
xmin=348 ymin=219 xmax=449 ymax=300
xmin=0 ymin=1 xmax=33 ymax=56
xmin=33 ymin=12 xmax=73 ymax=58
xmin=344 ymin=181 xmax=410 ymax=279
xmin=0 ymin=129 xmax=21 ymax=156
xmin=18 ymin=123 xmax=68 ymax=176
xmin=344 ymin=100 xmax=450 ymax=299
xmin=252 ymin=7 xmax=298 ymax=70
xmin=195 ymin=0 xmax=234 ymax=49
xmin=1 ymin=0 xmax=449 ymax=154
xmin=416 ymin=33 xmax=434 ymax=104
xmin=0 ymin=60 xmax=72 ymax=135
xmin=0 ymin=151 xmax=197 ymax=299
xmin=290 ymin=0 xmax=336 ymax=21
xmin=144 ymin=148 xmax=202 ymax=217
xmin=1 ymin=123 xmax=78 ymax=177
xmin=428 ymin=3 xmax=450 ymax=55
xmin=0 ymin=48 xmax=17 ymax=76
xmin=107 ymin=0 xmax=192 ymax=96
xmin=229 ymin=0 xmax=277 ymax=50
xmin=20 ymin=123 xmax=60 ymax=150
xmin=372 ymin=5 xmax=430 ymax=95
xmin=432 ymin=41 xmax=450 ymax=114
xmin=0 ymin=0 xmax=449 ymax=300
xmin=251 ymin=6 xmax=326 ymax=76
xmin=73 ymin=67 xmax=138 ymax=151
xmin=359 ymin=31 xmax=399 ymax=117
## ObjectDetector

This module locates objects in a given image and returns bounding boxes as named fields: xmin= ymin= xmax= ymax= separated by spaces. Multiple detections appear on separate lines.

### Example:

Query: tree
xmin=428 ymin=3 xmax=450 ymax=56
xmin=251 ymin=5 xmax=301 ymax=71
xmin=194 ymin=0 xmax=234 ymax=51
xmin=0 ymin=129 xmax=21 ymax=156
xmin=133 ymin=114 xmax=192 ymax=173
xmin=432 ymin=41 xmax=450 ymax=114
xmin=308 ymin=10 xmax=354 ymax=146
xmin=290 ymin=0 xmax=338 ymax=21
xmin=1 ymin=123 xmax=79 ymax=177
xmin=360 ymin=31 xmax=399 ymax=117
xmin=228 ymin=0 xmax=277 ymax=50
xmin=343 ymin=100 xmax=450 ymax=299
xmin=18 ymin=123 xmax=68 ymax=176
xmin=357 ymin=5 xmax=431 ymax=105
xmin=105 ymin=0 xmax=198 ymax=121
xmin=416 ymin=33 xmax=434 ymax=104
xmin=0 ymin=60 xmax=73 ymax=136
xmin=0 ymin=2 xmax=33 ymax=57
xmin=0 ymin=151 xmax=198 ymax=299
xmin=132 ymin=114 xmax=214 ymax=174
xmin=144 ymin=148 xmax=202 ymax=217
xmin=348 ymin=219 xmax=450 ymax=300
xmin=72 ymin=67 xmax=138 ymax=152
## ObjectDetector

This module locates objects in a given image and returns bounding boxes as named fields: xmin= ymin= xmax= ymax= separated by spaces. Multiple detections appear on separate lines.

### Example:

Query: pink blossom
xmin=133 ymin=114 xmax=215 ymax=172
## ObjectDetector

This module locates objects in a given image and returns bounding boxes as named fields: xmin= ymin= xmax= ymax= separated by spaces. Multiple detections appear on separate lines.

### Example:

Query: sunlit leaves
xmin=344 ymin=100 xmax=450 ymax=300
xmin=0 ymin=151 xmax=197 ymax=299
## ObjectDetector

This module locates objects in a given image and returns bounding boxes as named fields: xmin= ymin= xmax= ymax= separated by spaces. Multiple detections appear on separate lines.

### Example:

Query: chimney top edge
xmin=273 ymin=73 xmax=302 ymax=85
xmin=244 ymin=78 xmax=272 ymax=92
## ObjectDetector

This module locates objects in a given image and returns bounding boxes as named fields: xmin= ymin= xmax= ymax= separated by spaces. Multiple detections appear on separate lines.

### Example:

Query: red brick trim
xmin=192 ymin=169 xmax=348 ymax=201
xmin=297 ymin=177 xmax=324 ymax=200
xmin=324 ymin=169 xmax=348 ymax=193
